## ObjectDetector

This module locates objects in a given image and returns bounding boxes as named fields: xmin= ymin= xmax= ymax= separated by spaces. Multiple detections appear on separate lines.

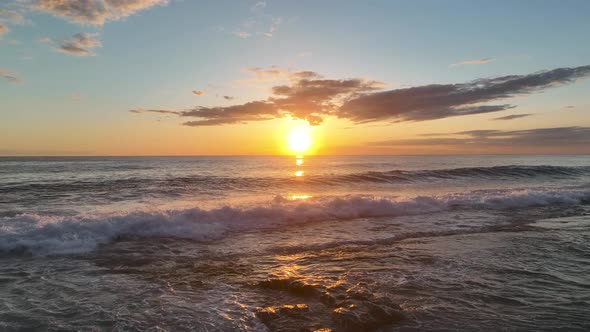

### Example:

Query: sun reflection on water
xmin=294 ymin=155 xmax=305 ymax=177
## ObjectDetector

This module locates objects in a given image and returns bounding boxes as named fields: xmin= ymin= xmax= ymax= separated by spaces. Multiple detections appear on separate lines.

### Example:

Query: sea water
xmin=0 ymin=155 xmax=589 ymax=331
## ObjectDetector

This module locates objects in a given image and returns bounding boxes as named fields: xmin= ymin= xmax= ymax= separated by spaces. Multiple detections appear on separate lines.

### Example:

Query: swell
xmin=3 ymin=166 xmax=589 ymax=205
xmin=325 ymin=165 xmax=590 ymax=184
xmin=1 ymin=186 xmax=589 ymax=255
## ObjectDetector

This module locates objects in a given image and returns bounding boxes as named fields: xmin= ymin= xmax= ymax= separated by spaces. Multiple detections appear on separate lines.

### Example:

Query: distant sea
xmin=1 ymin=155 xmax=589 ymax=331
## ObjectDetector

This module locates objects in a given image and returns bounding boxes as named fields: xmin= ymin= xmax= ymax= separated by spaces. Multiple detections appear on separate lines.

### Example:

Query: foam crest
xmin=1 ymin=187 xmax=589 ymax=255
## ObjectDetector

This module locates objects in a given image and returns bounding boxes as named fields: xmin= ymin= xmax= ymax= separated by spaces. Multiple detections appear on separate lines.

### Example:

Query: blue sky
xmin=1 ymin=0 xmax=589 ymax=155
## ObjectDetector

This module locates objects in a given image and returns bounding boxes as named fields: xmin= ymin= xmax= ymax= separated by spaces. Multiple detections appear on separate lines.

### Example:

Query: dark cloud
xmin=131 ymin=65 xmax=590 ymax=127
xmin=339 ymin=65 xmax=590 ymax=123
xmin=180 ymin=101 xmax=280 ymax=126
xmin=56 ymin=32 xmax=101 ymax=56
xmin=223 ymin=95 xmax=234 ymax=100
xmin=268 ymin=77 xmax=384 ymax=125
xmin=25 ymin=0 xmax=168 ymax=25
xmin=131 ymin=70 xmax=384 ymax=126
xmin=129 ymin=109 xmax=180 ymax=115
xmin=0 ymin=68 xmax=21 ymax=83
xmin=492 ymin=114 xmax=533 ymax=121
xmin=368 ymin=127 xmax=590 ymax=148
xmin=192 ymin=90 xmax=205 ymax=96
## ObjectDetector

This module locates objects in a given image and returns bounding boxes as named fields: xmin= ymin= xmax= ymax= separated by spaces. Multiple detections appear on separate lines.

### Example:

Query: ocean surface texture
xmin=1 ymin=155 xmax=589 ymax=331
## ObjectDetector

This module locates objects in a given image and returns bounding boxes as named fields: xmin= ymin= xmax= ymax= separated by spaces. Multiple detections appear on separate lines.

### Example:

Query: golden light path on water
xmin=284 ymin=122 xmax=314 ymax=200
xmin=290 ymin=155 xmax=312 ymax=200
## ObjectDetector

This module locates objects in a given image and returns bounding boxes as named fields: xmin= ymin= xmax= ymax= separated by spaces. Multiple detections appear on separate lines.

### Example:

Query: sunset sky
xmin=1 ymin=0 xmax=590 ymax=155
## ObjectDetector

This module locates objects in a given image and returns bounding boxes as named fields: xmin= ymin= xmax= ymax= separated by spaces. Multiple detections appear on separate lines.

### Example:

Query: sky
xmin=1 ymin=0 xmax=589 ymax=156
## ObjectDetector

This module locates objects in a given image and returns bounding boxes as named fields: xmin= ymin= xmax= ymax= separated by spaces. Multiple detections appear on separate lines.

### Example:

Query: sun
xmin=287 ymin=124 xmax=313 ymax=154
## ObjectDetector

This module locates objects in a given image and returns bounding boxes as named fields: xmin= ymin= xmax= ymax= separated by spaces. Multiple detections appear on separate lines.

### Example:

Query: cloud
xmin=451 ymin=58 xmax=495 ymax=66
xmin=192 ymin=90 xmax=205 ymax=96
xmin=233 ymin=31 xmax=251 ymax=38
xmin=264 ymin=17 xmax=281 ymax=37
xmin=133 ymin=71 xmax=384 ymax=126
xmin=0 ymin=9 xmax=28 ymax=24
xmin=367 ymin=127 xmax=590 ymax=148
xmin=229 ymin=1 xmax=280 ymax=39
xmin=234 ymin=76 xmax=382 ymax=125
xmin=223 ymin=95 xmax=234 ymax=100
xmin=252 ymin=1 xmax=266 ymax=11
xmin=243 ymin=66 xmax=289 ymax=82
xmin=131 ymin=65 xmax=590 ymax=127
xmin=54 ymin=32 xmax=102 ymax=56
xmin=68 ymin=92 xmax=83 ymax=100
xmin=0 ymin=24 xmax=9 ymax=38
xmin=129 ymin=108 xmax=180 ymax=115
xmin=23 ymin=0 xmax=168 ymax=25
xmin=339 ymin=65 xmax=590 ymax=123
xmin=0 ymin=68 xmax=21 ymax=83
xmin=492 ymin=114 xmax=532 ymax=121
xmin=180 ymin=101 xmax=280 ymax=126
xmin=240 ymin=67 xmax=320 ymax=85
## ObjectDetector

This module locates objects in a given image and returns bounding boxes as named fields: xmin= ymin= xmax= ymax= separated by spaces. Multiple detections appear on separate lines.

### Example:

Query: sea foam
xmin=1 ymin=187 xmax=588 ymax=255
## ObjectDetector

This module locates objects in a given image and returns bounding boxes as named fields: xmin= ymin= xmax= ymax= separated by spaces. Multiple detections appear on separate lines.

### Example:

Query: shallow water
xmin=1 ymin=155 xmax=589 ymax=331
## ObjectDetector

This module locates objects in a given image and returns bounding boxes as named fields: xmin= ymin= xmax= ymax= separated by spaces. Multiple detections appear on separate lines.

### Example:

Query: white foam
xmin=1 ymin=187 xmax=588 ymax=255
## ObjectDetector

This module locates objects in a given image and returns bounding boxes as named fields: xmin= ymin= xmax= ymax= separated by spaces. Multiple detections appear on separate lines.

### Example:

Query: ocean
xmin=0 ymin=155 xmax=589 ymax=331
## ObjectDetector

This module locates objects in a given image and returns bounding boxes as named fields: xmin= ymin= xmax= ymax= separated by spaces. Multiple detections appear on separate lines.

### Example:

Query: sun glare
xmin=287 ymin=124 xmax=313 ymax=154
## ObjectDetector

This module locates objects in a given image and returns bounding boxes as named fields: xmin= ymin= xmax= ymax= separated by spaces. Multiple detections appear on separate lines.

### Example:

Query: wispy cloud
xmin=44 ymin=32 xmax=102 ymax=56
xmin=451 ymin=58 xmax=495 ymax=67
xmin=233 ymin=31 xmax=251 ymax=39
xmin=252 ymin=1 xmax=266 ymax=10
xmin=239 ymin=66 xmax=319 ymax=85
xmin=492 ymin=114 xmax=532 ymax=121
xmin=367 ymin=127 xmax=590 ymax=149
xmin=0 ymin=9 xmax=28 ymax=25
xmin=192 ymin=90 xmax=206 ymax=96
xmin=129 ymin=108 xmax=180 ymax=115
xmin=0 ymin=68 xmax=22 ymax=83
xmin=61 ymin=32 xmax=101 ymax=55
xmin=23 ymin=0 xmax=168 ymax=25
xmin=264 ymin=17 xmax=282 ymax=37
xmin=229 ymin=1 xmax=281 ymax=39
xmin=68 ymin=93 xmax=83 ymax=101
xmin=0 ymin=24 xmax=9 ymax=38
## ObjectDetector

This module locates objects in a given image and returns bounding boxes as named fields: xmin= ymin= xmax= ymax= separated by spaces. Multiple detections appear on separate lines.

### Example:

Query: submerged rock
xmin=256 ymin=304 xmax=330 ymax=332
xmin=332 ymin=297 xmax=404 ymax=331
xmin=259 ymin=277 xmax=321 ymax=297
xmin=257 ymin=276 xmax=405 ymax=331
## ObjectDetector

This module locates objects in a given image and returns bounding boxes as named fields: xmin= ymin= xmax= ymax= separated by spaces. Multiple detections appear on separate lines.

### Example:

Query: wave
xmin=3 ymin=166 xmax=589 ymax=206
xmin=1 ymin=186 xmax=589 ymax=255
xmin=324 ymin=165 xmax=590 ymax=185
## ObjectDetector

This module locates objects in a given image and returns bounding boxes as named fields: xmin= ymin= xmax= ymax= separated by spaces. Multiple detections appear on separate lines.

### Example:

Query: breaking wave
xmin=1 ymin=186 xmax=589 ymax=255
